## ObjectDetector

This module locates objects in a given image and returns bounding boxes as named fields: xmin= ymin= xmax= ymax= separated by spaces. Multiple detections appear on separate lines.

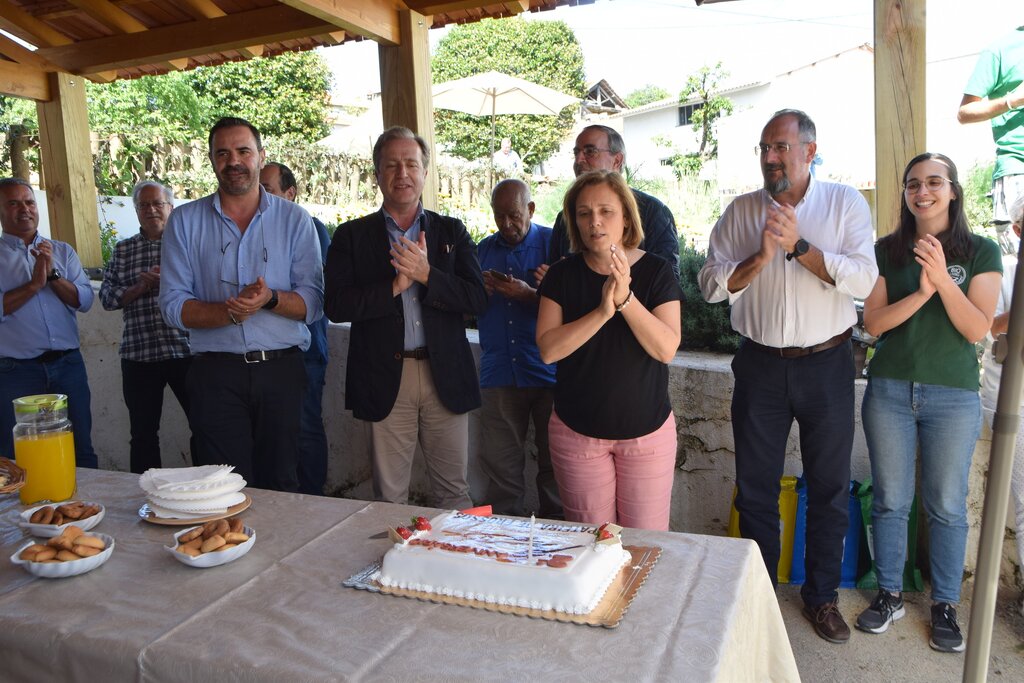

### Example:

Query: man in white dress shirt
xmin=698 ymin=109 xmax=877 ymax=645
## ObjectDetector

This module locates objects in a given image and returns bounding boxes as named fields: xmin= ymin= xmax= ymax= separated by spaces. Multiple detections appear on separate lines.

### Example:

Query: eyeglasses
xmin=136 ymin=201 xmax=170 ymax=210
xmin=904 ymin=177 xmax=952 ymax=194
xmin=755 ymin=142 xmax=803 ymax=156
xmin=572 ymin=146 xmax=611 ymax=159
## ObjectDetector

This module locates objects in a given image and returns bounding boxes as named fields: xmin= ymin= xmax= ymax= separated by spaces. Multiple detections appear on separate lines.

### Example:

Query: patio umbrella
xmin=431 ymin=71 xmax=579 ymax=185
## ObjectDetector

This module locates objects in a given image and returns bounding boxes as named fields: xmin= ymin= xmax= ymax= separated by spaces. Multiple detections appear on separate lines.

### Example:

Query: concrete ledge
xmin=78 ymin=290 xmax=1016 ymax=590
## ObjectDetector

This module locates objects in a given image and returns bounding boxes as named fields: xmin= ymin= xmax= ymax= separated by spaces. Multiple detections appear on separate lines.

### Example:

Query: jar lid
xmin=13 ymin=394 xmax=68 ymax=414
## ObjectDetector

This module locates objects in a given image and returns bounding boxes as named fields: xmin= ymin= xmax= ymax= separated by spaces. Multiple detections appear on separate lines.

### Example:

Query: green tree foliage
xmin=679 ymin=244 xmax=739 ymax=352
xmin=189 ymin=51 xmax=333 ymax=141
xmin=680 ymin=62 xmax=734 ymax=160
xmin=88 ymin=72 xmax=204 ymax=141
xmin=432 ymin=18 xmax=585 ymax=168
xmin=625 ymin=84 xmax=671 ymax=108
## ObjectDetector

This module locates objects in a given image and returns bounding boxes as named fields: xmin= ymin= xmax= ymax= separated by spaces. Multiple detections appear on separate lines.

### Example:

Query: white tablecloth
xmin=0 ymin=469 xmax=799 ymax=682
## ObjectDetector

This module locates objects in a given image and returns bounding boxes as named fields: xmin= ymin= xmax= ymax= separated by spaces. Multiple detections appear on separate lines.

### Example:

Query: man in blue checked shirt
xmin=477 ymin=179 xmax=561 ymax=518
xmin=101 ymin=180 xmax=193 ymax=474
xmin=0 ymin=177 xmax=98 ymax=468
xmin=160 ymin=117 xmax=324 ymax=492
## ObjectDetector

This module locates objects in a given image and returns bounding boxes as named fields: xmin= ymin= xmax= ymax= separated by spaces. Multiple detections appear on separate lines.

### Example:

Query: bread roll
xmin=200 ymin=535 xmax=226 ymax=553
xmin=73 ymin=535 xmax=105 ymax=550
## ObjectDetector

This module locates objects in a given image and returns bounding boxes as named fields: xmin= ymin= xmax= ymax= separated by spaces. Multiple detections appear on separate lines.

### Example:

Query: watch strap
xmin=262 ymin=289 xmax=279 ymax=310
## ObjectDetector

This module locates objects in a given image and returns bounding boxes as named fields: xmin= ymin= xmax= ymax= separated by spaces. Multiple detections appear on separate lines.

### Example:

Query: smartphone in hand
xmin=485 ymin=269 xmax=512 ymax=282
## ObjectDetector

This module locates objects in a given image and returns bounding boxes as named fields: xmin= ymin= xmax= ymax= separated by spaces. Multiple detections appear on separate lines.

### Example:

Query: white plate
xmin=19 ymin=502 xmax=105 ymax=538
xmin=164 ymin=525 xmax=255 ymax=568
xmin=10 ymin=533 xmax=115 ymax=578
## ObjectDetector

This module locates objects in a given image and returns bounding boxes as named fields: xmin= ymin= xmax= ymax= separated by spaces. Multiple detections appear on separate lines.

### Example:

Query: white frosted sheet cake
xmin=378 ymin=512 xmax=630 ymax=615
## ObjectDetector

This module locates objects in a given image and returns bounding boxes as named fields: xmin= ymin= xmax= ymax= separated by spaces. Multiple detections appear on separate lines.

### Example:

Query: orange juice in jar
xmin=12 ymin=394 xmax=76 ymax=504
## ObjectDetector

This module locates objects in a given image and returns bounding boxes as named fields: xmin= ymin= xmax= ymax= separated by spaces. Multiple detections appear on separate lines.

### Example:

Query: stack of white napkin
xmin=139 ymin=465 xmax=247 ymax=519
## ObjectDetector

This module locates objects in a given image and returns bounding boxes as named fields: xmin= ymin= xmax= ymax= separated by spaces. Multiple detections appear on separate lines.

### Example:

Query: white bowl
xmin=164 ymin=525 xmax=255 ymax=568
xmin=19 ymin=502 xmax=105 ymax=538
xmin=10 ymin=533 xmax=115 ymax=578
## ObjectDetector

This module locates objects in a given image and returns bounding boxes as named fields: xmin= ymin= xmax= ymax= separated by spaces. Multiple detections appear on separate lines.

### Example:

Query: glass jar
xmin=13 ymin=394 xmax=76 ymax=505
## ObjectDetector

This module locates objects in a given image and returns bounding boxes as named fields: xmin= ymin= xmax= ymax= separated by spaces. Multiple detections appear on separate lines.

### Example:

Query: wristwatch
xmin=46 ymin=268 xmax=62 ymax=282
xmin=262 ymin=288 xmax=279 ymax=310
xmin=786 ymin=239 xmax=809 ymax=261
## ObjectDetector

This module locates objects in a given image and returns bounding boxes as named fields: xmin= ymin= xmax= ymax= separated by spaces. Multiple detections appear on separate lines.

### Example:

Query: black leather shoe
xmin=803 ymin=600 xmax=851 ymax=644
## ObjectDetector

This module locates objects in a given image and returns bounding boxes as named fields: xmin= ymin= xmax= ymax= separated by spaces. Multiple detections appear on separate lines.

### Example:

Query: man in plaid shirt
xmin=101 ymin=181 xmax=192 ymax=474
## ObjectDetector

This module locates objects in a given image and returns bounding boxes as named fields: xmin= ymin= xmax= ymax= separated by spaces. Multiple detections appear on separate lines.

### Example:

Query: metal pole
xmin=963 ymin=237 xmax=1024 ymax=682
xmin=488 ymin=91 xmax=496 ymax=193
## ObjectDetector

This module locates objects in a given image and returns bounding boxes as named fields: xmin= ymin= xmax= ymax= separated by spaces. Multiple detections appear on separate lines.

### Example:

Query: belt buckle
xmin=244 ymin=350 xmax=267 ymax=364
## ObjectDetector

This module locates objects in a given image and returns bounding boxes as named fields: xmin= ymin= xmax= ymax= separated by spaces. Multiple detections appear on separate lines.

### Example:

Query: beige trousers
xmin=366 ymin=358 xmax=472 ymax=509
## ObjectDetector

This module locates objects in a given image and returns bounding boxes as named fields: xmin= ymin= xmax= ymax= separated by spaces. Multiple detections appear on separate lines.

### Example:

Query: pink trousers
xmin=548 ymin=411 xmax=677 ymax=531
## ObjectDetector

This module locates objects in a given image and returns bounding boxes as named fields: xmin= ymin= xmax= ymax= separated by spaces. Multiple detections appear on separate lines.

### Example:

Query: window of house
xmin=678 ymin=103 xmax=703 ymax=126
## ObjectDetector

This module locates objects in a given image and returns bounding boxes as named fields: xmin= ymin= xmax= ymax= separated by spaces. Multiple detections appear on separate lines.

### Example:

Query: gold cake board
xmin=363 ymin=545 xmax=660 ymax=628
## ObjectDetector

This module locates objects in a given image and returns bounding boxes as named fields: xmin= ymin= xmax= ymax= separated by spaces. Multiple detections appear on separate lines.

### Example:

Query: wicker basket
xmin=0 ymin=458 xmax=26 ymax=494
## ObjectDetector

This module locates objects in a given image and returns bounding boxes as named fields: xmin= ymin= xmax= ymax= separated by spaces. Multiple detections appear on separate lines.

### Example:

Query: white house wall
xmin=621 ymin=45 xmax=998 ymax=206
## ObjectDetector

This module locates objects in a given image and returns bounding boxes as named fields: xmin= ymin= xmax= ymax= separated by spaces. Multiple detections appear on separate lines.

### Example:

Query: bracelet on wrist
xmin=228 ymin=311 xmax=242 ymax=326
xmin=615 ymin=290 xmax=633 ymax=312
xmin=1007 ymin=95 xmax=1016 ymax=112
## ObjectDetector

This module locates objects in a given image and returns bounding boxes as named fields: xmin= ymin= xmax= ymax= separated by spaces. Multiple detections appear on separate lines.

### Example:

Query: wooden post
xmin=36 ymin=72 xmax=102 ymax=267
xmin=378 ymin=9 xmax=438 ymax=211
xmin=874 ymin=0 xmax=925 ymax=237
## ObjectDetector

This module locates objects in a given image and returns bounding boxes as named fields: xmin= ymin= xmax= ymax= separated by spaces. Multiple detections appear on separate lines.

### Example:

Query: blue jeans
xmin=298 ymin=358 xmax=328 ymax=495
xmin=862 ymin=377 xmax=981 ymax=603
xmin=0 ymin=350 xmax=98 ymax=468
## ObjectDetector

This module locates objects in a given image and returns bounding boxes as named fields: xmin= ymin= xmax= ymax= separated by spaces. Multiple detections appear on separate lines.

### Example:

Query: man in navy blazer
xmin=324 ymin=127 xmax=486 ymax=508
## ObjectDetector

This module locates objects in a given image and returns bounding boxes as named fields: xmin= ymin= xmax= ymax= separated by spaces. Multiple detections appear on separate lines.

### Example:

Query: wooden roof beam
xmin=405 ymin=0 xmax=526 ymax=15
xmin=0 ymin=59 xmax=49 ymax=100
xmin=0 ymin=34 xmax=61 ymax=72
xmin=67 ymin=0 xmax=147 ymax=34
xmin=177 ymin=0 xmax=264 ymax=60
xmin=36 ymin=6 xmax=335 ymax=74
xmin=0 ymin=0 xmax=72 ymax=47
xmin=281 ymin=0 xmax=400 ymax=46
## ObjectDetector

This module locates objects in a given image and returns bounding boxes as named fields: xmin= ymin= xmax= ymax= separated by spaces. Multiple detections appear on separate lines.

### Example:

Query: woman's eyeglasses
xmin=903 ymin=177 xmax=952 ymax=194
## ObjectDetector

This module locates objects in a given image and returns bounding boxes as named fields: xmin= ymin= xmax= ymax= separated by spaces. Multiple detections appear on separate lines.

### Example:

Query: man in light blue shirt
xmin=0 ymin=178 xmax=98 ymax=467
xmin=160 ymin=117 xmax=324 ymax=492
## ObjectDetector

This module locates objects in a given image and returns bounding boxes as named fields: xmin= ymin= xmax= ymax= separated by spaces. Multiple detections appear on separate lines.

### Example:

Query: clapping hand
xmin=391 ymin=231 xmax=430 ymax=285
xmin=914 ymin=233 xmax=947 ymax=296
xmin=138 ymin=268 xmax=161 ymax=293
xmin=30 ymin=240 xmax=53 ymax=288
xmin=226 ymin=276 xmax=271 ymax=322
xmin=600 ymin=245 xmax=632 ymax=317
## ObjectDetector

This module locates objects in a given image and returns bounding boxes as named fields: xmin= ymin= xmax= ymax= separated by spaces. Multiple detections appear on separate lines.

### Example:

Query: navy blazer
xmin=324 ymin=209 xmax=487 ymax=421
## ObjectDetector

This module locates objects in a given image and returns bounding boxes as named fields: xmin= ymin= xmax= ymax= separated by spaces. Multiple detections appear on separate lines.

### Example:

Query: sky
xmin=322 ymin=0 xmax=1020 ymax=103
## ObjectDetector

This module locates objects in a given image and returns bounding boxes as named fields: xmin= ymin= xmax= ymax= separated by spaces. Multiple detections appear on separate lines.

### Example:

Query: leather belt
xmin=745 ymin=329 xmax=852 ymax=359
xmin=199 ymin=346 xmax=301 ymax=364
xmin=401 ymin=347 xmax=430 ymax=360
xmin=32 ymin=349 xmax=76 ymax=363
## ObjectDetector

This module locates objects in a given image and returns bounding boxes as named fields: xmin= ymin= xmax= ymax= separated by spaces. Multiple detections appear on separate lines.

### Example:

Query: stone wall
xmin=78 ymin=288 xmax=1016 ymax=590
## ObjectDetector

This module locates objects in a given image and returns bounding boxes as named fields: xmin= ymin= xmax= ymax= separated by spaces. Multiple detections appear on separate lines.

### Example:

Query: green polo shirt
xmin=963 ymin=27 xmax=1024 ymax=180
xmin=869 ymin=234 xmax=1002 ymax=390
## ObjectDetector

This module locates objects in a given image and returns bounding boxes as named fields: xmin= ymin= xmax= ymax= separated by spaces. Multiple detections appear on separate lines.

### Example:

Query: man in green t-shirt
xmin=959 ymin=26 xmax=1024 ymax=252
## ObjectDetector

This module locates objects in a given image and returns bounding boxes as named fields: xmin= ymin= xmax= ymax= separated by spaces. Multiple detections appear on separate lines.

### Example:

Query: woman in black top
xmin=537 ymin=170 xmax=682 ymax=530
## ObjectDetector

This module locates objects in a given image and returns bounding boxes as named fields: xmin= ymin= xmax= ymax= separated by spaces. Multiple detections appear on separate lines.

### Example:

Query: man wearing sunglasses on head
xmin=536 ymin=125 xmax=680 ymax=284
xmin=160 ymin=117 xmax=324 ymax=493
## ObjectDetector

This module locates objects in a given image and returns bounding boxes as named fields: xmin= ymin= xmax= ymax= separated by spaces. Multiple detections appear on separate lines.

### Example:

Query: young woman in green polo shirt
xmin=855 ymin=152 xmax=1002 ymax=653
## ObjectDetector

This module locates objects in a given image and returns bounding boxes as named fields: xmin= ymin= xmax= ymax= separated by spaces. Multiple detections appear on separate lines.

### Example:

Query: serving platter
xmin=138 ymin=494 xmax=251 ymax=525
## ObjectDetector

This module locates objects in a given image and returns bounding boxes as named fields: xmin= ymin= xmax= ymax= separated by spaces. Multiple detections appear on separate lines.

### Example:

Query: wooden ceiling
xmin=0 ymin=0 xmax=594 ymax=84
